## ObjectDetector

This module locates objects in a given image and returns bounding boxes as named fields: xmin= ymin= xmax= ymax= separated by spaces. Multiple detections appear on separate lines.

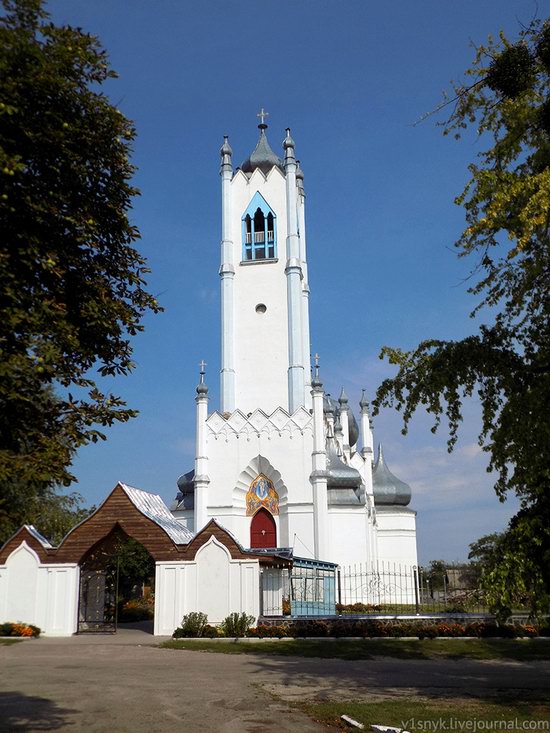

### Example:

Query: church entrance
xmin=250 ymin=508 xmax=277 ymax=549
xmin=78 ymin=525 xmax=155 ymax=633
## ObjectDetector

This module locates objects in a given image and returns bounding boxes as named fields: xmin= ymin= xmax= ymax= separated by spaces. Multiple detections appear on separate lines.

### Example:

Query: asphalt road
xmin=1 ymin=629 xmax=549 ymax=732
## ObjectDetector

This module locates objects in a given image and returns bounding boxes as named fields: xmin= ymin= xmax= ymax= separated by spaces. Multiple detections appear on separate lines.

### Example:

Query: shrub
xmin=202 ymin=624 xmax=220 ymax=638
xmin=221 ymin=612 xmax=255 ymax=638
xmin=0 ymin=622 xmax=40 ymax=637
xmin=436 ymin=623 xmax=465 ymax=637
xmin=119 ymin=595 xmax=154 ymax=622
xmin=519 ymin=624 xmax=538 ymax=638
xmin=292 ymin=619 xmax=330 ymax=637
xmin=174 ymin=611 xmax=209 ymax=638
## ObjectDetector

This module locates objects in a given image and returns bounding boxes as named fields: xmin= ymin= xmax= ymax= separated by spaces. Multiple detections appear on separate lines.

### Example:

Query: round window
xmin=255 ymin=303 xmax=267 ymax=314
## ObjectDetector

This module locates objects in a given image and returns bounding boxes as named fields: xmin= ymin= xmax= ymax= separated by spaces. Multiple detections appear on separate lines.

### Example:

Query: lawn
xmin=160 ymin=638 xmax=550 ymax=661
xmin=0 ymin=638 xmax=23 ymax=645
xmin=302 ymin=698 xmax=550 ymax=730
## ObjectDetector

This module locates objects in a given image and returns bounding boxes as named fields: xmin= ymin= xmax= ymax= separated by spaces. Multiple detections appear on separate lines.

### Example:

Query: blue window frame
xmin=242 ymin=192 xmax=277 ymax=262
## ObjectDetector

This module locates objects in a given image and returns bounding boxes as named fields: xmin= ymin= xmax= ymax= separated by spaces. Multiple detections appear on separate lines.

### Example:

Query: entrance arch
xmin=250 ymin=508 xmax=277 ymax=549
xmin=78 ymin=525 xmax=155 ymax=633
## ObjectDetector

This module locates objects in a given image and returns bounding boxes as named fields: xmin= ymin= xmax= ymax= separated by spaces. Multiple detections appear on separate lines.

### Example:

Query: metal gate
xmin=78 ymin=564 xmax=118 ymax=632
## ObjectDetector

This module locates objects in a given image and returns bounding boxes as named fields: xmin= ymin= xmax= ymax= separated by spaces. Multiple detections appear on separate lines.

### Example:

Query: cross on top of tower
xmin=199 ymin=359 xmax=207 ymax=375
xmin=257 ymin=107 xmax=269 ymax=128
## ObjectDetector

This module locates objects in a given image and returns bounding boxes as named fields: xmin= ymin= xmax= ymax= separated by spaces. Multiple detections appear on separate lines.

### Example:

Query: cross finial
xmin=313 ymin=353 xmax=320 ymax=380
xmin=257 ymin=107 xmax=269 ymax=127
xmin=199 ymin=360 xmax=206 ymax=382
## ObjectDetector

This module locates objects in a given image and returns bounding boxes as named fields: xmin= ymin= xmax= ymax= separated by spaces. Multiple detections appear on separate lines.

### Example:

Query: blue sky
xmin=47 ymin=0 xmax=541 ymax=564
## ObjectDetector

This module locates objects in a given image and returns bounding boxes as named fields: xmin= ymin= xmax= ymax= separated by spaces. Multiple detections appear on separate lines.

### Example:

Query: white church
xmin=171 ymin=114 xmax=418 ymax=570
xmin=0 ymin=114 xmax=418 ymax=636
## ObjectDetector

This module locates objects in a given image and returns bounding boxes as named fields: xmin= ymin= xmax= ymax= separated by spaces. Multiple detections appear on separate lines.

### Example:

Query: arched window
xmin=250 ymin=508 xmax=277 ymax=549
xmin=242 ymin=192 xmax=277 ymax=262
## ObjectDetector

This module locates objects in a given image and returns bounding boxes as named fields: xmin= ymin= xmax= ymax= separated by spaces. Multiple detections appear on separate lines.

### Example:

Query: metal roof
xmin=240 ymin=126 xmax=284 ymax=175
xmin=24 ymin=525 xmax=53 ymax=548
xmin=171 ymin=469 xmax=195 ymax=511
xmin=120 ymin=483 xmax=194 ymax=544
xmin=326 ymin=436 xmax=363 ymax=505
xmin=372 ymin=444 xmax=412 ymax=506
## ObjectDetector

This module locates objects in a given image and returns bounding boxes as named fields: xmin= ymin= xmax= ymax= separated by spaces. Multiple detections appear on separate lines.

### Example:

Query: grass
xmin=160 ymin=637 xmax=550 ymax=661
xmin=301 ymin=698 xmax=550 ymax=730
xmin=0 ymin=638 xmax=23 ymax=645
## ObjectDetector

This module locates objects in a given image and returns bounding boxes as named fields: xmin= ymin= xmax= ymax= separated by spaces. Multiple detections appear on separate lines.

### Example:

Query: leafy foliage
xmin=374 ymin=19 xmax=550 ymax=614
xmin=174 ymin=612 xmax=209 ymax=638
xmin=0 ymin=0 xmax=161 ymax=500
xmin=220 ymin=612 xmax=255 ymax=638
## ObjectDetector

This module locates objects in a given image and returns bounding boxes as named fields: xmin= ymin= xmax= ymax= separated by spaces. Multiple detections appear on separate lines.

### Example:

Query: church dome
xmin=372 ymin=444 xmax=412 ymax=506
xmin=240 ymin=124 xmax=284 ymax=175
xmin=326 ymin=435 xmax=363 ymax=505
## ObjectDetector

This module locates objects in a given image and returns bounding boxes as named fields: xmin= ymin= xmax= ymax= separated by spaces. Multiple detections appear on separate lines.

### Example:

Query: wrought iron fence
xmin=260 ymin=560 xmax=490 ymax=618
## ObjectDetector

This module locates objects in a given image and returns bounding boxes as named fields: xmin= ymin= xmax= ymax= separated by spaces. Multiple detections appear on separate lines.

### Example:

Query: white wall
xmin=154 ymin=536 xmax=260 ymax=636
xmin=230 ymin=168 xmax=291 ymax=414
xmin=204 ymin=407 xmax=316 ymax=554
xmin=0 ymin=542 xmax=79 ymax=636
xmin=376 ymin=507 xmax=418 ymax=567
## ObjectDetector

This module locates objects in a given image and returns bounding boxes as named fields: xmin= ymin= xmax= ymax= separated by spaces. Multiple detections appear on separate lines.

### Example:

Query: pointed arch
xmin=241 ymin=191 xmax=277 ymax=261
xmin=233 ymin=455 xmax=287 ymax=512
xmin=250 ymin=508 xmax=277 ymax=549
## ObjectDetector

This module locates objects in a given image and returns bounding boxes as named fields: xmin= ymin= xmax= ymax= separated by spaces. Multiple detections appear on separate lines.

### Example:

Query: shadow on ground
xmin=0 ymin=691 xmax=77 ymax=731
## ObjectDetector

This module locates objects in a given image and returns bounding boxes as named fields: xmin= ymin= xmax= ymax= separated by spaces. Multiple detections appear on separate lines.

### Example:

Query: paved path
xmin=1 ymin=631 xmax=549 ymax=732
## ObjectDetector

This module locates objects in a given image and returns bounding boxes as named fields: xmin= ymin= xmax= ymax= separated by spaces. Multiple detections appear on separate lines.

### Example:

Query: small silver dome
xmin=372 ymin=444 xmax=412 ymax=506
xmin=241 ymin=125 xmax=283 ymax=175
xmin=326 ymin=436 xmax=363 ymax=505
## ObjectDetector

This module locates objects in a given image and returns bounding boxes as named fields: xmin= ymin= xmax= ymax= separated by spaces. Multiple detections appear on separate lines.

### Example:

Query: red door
xmin=250 ymin=508 xmax=277 ymax=549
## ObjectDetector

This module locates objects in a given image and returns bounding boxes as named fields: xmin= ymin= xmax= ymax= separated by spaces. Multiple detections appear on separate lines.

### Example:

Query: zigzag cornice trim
xmin=206 ymin=406 xmax=312 ymax=437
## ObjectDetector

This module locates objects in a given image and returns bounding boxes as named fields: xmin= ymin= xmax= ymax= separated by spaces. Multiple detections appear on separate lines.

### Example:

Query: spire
xmin=359 ymin=388 xmax=369 ymax=413
xmin=296 ymin=160 xmax=304 ymax=192
xmin=311 ymin=352 xmax=323 ymax=389
xmin=196 ymin=360 xmax=208 ymax=395
xmin=324 ymin=393 xmax=335 ymax=415
xmin=240 ymin=110 xmax=283 ymax=175
xmin=338 ymin=386 xmax=349 ymax=408
xmin=283 ymin=127 xmax=296 ymax=165
xmin=220 ymin=135 xmax=232 ymax=174
xmin=372 ymin=443 xmax=412 ymax=506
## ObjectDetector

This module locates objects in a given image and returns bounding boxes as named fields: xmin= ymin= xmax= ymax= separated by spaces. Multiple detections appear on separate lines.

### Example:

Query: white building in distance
xmin=172 ymin=115 xmax=418 ymax=570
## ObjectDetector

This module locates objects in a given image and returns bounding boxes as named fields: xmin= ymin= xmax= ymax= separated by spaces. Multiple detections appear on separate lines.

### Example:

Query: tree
xmin=374 ymin=19 xmax=550 ymax=615
xmin=0 ymin=0 xmax=161 ymax=529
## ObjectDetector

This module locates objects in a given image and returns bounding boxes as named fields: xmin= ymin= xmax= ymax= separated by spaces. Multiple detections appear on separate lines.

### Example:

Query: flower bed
xmin=172 ymin=615 xmax=549 ymax=639
xmin=0 ymin=622 xmax=40 ymax=637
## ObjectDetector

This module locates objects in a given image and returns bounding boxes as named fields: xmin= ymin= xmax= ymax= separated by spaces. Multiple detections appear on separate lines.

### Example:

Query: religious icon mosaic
xmin=246 ymin=474 xmax=279 ymax=516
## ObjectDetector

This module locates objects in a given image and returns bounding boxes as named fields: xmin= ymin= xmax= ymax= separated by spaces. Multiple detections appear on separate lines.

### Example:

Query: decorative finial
xmin=359 ymin=388 xmax=369 ymax=412
xmin=220 ymin=136 xmax=232 ymax=174
xmin=196 ymin=360 xmax=208 ymax=395
xmin=312 ymin=353 xmax=322 ymax=389
xmin=334 ymin=407 xmax=343 ymax=433
xmin=257 ymin=107 xmax=269 ymax=129
xmin=338 ymin=386 xmax=349 ymax=406
xmin=220 ymin=135 xmax=232 ymax=156
xmin=378 ymin=443 xmax=384 ymax=464
xmin=283 ymin=127 xmax=295 ymax=150
xmin=296 ymin=160 xmax=304 ymax=189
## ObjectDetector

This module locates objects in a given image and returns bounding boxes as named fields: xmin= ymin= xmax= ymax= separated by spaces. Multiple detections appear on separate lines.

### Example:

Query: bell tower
xmin=219 ymin=112 xmax=312 ymax=415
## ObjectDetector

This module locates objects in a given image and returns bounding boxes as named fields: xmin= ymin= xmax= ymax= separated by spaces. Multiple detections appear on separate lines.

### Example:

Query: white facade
xmin=173 ymin=121 xmax=418 ymax=572
xmin=0 ymin=515 xmax=263 ymax=637
xmin=154 ymin=536 xmax=260 ymax=635
xmin=0 ymin=541 xmax=79 ymax=636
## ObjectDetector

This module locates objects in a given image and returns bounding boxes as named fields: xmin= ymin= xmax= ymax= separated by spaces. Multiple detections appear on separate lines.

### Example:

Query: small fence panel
xmin=337 ymin=562 xmax=489 ymax=615
xmin=260 ymin=560 xmax=337 ymax=617
xmin=261 ymin=561 xmax=490 ymax=618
